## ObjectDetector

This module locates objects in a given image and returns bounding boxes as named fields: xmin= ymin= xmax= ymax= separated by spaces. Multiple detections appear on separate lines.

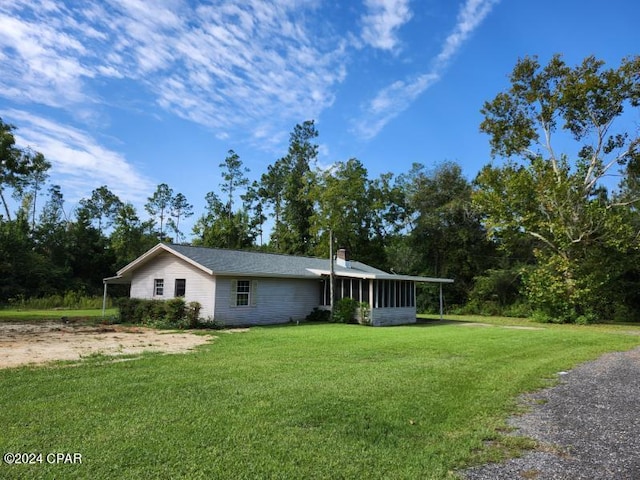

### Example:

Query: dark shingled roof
xmin=108 ymin=243 xmax=452 ymax=284
xmin=166 ymin=244 xmax=387 ymax=278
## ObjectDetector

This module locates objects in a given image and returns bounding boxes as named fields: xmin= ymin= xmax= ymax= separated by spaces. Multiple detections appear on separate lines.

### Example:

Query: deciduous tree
xmin=393 ymin=162 xmax=493 ymax=308
xmin=475 ymin=54 xmax=640 ymax=321
xmin=310 ymin=158 xmax=386 ymax=266
xmin=192 ymin=191 xmax=254 ymax=249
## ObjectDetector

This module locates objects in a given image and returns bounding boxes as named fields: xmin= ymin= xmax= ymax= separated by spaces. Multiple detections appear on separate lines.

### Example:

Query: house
xmin=104 ymin=243 xmax=453 ymax=327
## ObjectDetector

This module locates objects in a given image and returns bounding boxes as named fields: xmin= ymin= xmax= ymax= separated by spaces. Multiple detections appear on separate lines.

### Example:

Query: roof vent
xmin=336 ymin=248 xmax=351 ymax=268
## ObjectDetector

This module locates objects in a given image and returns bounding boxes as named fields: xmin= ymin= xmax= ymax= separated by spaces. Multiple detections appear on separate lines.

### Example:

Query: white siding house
xmin=128 ymin=250 xmax=215 ymax=317
xmin=213 ymin=277 xmax=319 ymax=325
xmin=105 ymin=243 xmax=453 ymax=326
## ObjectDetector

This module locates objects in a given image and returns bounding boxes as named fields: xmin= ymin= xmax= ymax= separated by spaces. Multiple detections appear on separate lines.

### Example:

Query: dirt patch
xmin=0 ymin=321 xmax=214 ymax=369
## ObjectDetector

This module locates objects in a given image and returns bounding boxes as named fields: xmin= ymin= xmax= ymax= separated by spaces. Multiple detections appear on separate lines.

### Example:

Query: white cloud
xmin=435 ymin=0 xmax=500 ymax=69
xmin=1 ymin=109 xmax=154 ymax=206
xmin=354 ymin=0 xmax=499 ymax=139
xmin=0 ymin=0 xmax=348 ymax=146
xmin=0 ymin=0 xmax=499 ymax=154
xmin=360 ymin=0 xmax=413 ymax=51
xmin=355 ymin=73 xmax=439 ymax=139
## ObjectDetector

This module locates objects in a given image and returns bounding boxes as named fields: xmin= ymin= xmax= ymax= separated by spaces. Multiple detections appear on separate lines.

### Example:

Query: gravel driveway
xmin=461 ymin=346 xmax=640 ymax=480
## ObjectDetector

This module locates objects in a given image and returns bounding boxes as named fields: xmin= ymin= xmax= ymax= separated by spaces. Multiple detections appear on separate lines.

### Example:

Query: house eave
xmin=212 ymin=272 xmax=319 ymax=280
xmin=103 ymin=275 xmax=131 ymax=285
xmin=306 ymin=268 xmax=454 ymax=283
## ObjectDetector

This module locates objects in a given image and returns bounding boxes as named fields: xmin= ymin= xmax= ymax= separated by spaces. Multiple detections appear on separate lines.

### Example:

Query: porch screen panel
xmin=319 ymin=279 xmax=330 ymax=306
xmin=401 ymin=281 xmax=408 ymax=307
xmin=386 ymin=280 xmax=391 ymax=308
xmin=394 ymin=281 xmax=399 ymax=307
xmin=361 ymin=279 xmax=369 ymax=304
xmin=373 ymin=280 xmax=378 ymax=308
xmin=369 ymin=280 xmax=416 ymax=308
xmin=411 ymin=282 xmax=415 ymax=307
xmin=407 ymin=281 xmax=411 ymax=307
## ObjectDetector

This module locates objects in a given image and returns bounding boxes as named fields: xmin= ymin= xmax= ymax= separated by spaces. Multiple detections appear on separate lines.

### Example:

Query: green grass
xmin=1 ymin=319 xmax=639 ymax=479
xmin=420 ymin=313 xmax=640 ymax=332
xmin=0 ymin=308 xmax=117 ymax=321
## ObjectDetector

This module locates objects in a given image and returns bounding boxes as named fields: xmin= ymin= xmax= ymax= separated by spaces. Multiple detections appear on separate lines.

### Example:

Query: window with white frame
xmin=231 ymin=279 xmax=256 ymax=307
xmin=154 ymin=278 xmax=164 ymax=296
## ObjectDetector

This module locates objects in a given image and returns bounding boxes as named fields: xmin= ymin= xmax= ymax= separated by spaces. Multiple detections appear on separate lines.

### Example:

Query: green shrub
xmin=502 ymin=301 xmax=532 ymax=318
xmin=7 ymin=291 xmax=111 ymax=310
xmin=468 ymin=268 xmax=523 ymax=308
xmin=305 ymin=308 xmax=330 ymax=322
xmin=133 ymin=299 xmax=159 ymax=324
xmin=201 ymin=316 xmax=226 ymax=329
xmin=165 ymin=298 xmax=186 ymax=326
xmin=332 ymin=298 xmax=358 ymax=324
xmin=186 ymin=302 xmax=202 ymax=328
xmin=530 ymin=310 xmax=553 ymax=323
xmin=454 ymin=300 xmax=502 ymax=317
xmin=117 ymin=298 xmax=205 ymax=329
xmin=116 ymin=298 xmax=138 ymax=323
xmin=358 ymin=302 xmax=371 ymax=325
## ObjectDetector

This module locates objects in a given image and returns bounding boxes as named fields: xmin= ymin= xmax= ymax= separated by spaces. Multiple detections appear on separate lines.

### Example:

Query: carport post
xmin=102 ymin=281 xmax=108 ymax=318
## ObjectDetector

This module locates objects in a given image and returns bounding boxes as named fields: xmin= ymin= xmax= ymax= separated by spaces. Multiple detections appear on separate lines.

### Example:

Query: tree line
xmin=1 ymin=54 xmax=639 ymax=322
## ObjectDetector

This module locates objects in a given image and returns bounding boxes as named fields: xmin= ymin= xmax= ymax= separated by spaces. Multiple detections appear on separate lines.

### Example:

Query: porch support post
xmin=102 ymin=281 xmax=108 ymax=318
xmin=369 ymin=280 xmax=374 ymax=308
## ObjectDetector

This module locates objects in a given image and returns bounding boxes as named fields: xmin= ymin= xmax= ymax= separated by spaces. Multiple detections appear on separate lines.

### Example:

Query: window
xmin=175 ymin=279 xmax=186 ymax=297
xmin=154 ymin=279 xmax=164 ymax=296
xmin=232 ymin=279 xmax=256 ymax=307
xmin=236 ymin=280 xmax=250 ymax=305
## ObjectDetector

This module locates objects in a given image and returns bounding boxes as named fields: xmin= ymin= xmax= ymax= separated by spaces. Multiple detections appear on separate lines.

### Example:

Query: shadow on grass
xmin=414 ymin=317 xmax=472 ymax=327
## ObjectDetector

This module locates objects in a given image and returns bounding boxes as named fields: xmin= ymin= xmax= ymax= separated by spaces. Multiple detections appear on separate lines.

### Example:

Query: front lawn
xmin=1 ymin=319 xmax=639 ymax=479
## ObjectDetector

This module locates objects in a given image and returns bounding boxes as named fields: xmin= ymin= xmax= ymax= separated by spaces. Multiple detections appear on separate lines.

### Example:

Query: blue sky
xmin=1 ymin=0 xmax=638 ymax=238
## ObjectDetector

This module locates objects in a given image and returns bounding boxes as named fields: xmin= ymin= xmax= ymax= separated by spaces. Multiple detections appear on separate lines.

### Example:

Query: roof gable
xmin=116 ymin=243 xmax=213 ymax=278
